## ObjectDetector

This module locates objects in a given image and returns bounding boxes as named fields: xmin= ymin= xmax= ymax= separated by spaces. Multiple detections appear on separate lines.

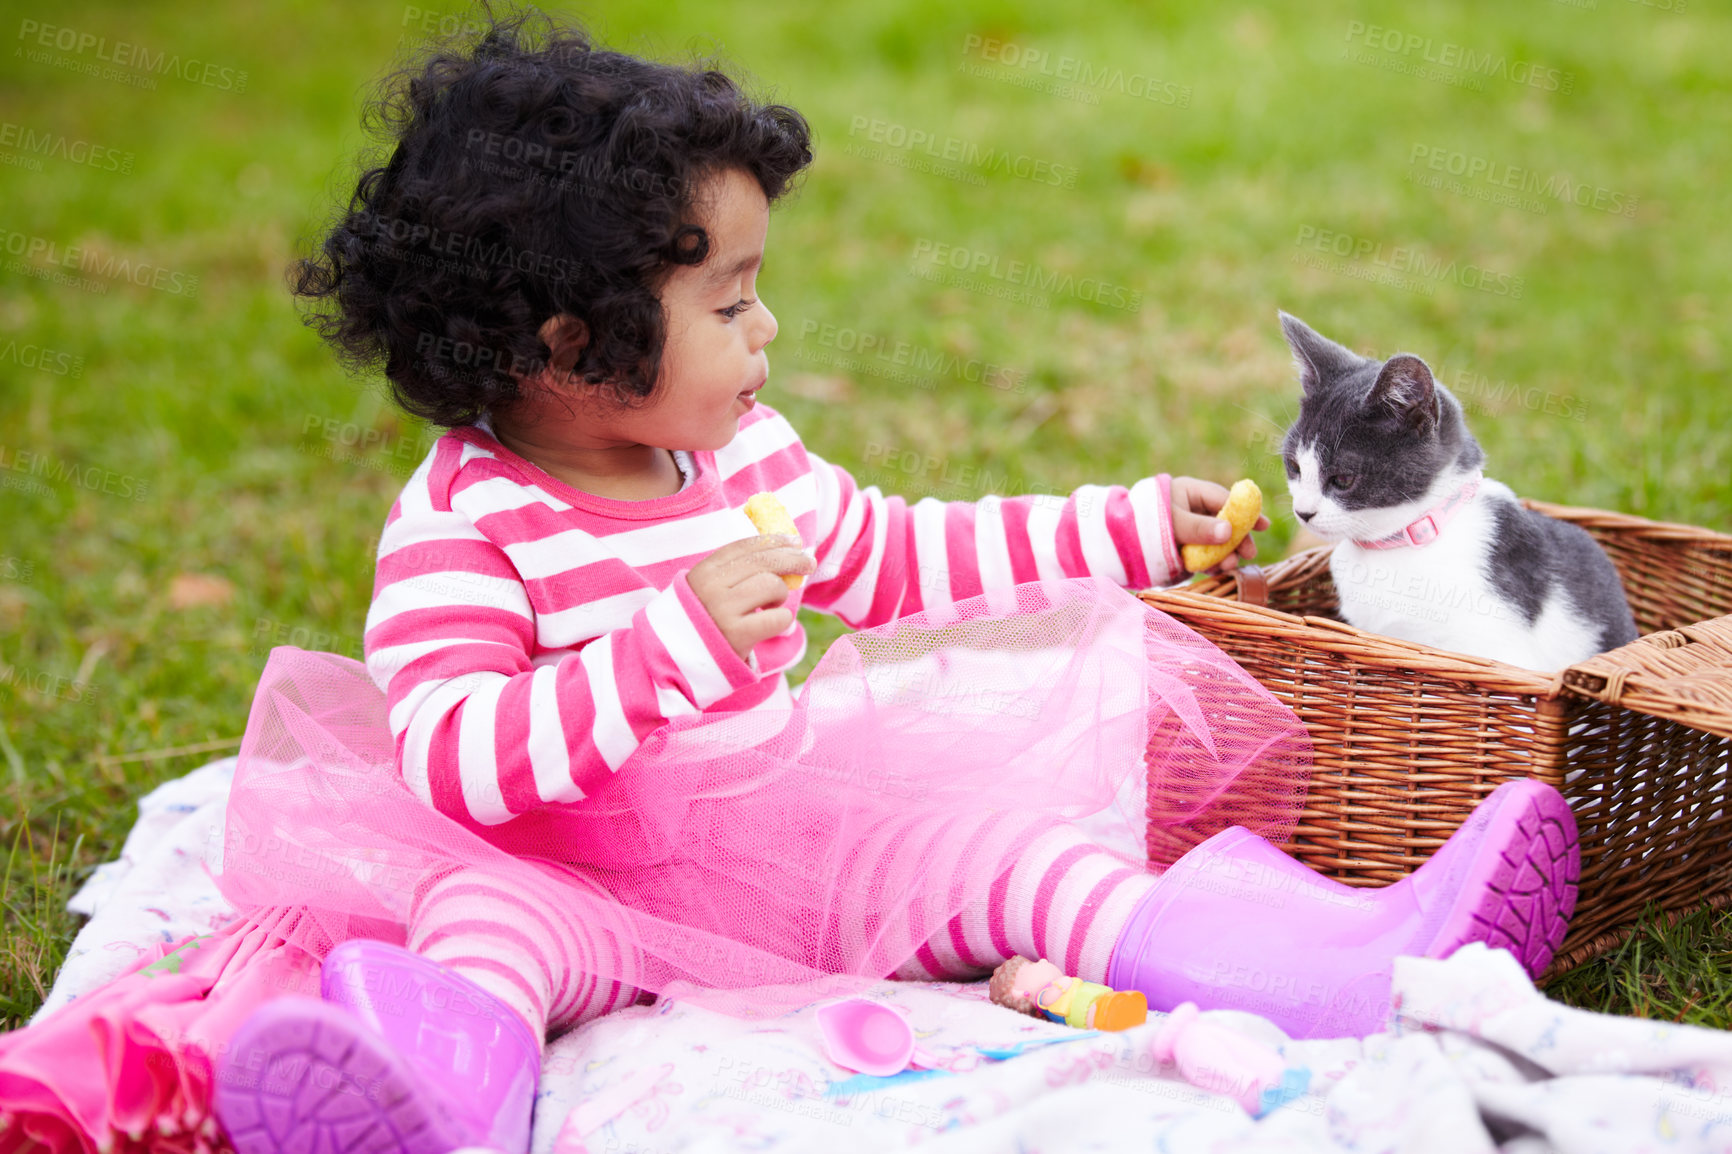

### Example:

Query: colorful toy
xmin=743 ymin=492 xmax=804 ymax=589
xmin=816 ymin=997 xmax=916 ymax=1076
xmin=1180 ymin=477 xmax=1263 ymax=572
xmin=989 ymin=956 xmax=1147 ymax=1031
xmin=1150 ymin=1000 xmax=1311 ymax=1118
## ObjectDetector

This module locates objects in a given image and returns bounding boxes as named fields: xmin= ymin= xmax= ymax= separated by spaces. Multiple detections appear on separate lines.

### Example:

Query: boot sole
xmin=1428 ymin=779 xmax=1580 ymax=976
xmin=214 ymin=998 xmax=465 ymax=1154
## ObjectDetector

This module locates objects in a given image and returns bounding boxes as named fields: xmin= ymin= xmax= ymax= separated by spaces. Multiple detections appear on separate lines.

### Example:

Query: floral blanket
xmin=36 ymin=760 xmax=1732 ymax=1154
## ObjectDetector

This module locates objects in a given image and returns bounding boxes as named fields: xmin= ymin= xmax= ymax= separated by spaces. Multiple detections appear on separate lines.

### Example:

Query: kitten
xmin=1276 ymin=311 xmax=1638 ymax=672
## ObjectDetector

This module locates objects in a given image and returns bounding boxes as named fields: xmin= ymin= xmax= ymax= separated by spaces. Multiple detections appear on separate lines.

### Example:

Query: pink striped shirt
xmin=364 ymin=403 xmax=1184 ymax=826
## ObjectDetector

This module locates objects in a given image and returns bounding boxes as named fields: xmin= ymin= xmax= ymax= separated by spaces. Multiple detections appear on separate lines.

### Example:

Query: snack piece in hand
xmin=1180 ymin=478 xmax=1263 ymax=573
xmin=743 ymin=492 xmax=804 ymax=590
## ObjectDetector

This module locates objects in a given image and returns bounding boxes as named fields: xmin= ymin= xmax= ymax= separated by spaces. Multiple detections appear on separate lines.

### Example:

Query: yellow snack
xmin=744 ymin=492 xmax=804 ymax=590
xmin=1180 ymin=478 xmax=1263 ymax=573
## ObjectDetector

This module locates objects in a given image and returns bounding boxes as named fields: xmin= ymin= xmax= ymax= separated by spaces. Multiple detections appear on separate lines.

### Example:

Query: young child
xmin=204 ymin=11 xmax=1580 ymax=1153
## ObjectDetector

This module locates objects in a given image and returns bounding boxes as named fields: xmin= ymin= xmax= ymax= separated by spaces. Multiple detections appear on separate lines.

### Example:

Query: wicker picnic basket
xmin=1138 ymin=499 xmax=1732 ymax=975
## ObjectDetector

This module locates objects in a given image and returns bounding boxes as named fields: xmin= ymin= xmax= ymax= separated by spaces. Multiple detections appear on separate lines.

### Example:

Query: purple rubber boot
xmin=214 ymin=940 xmax=541 ymax=1154
xmin=1108 ymin=777 xmax=1579 ymax=1039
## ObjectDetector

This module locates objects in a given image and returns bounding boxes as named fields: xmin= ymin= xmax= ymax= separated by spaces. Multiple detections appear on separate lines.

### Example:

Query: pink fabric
xmin=219 ymin=575 xmax=1311 ymax=1020
xmin=365 ymin=404 xmax=1187 ymax=827
xmin=410 ymin=822 xmax=1150 ymax=1037
xmin=409 ymin=858 xmax=644 ymax=1038
xmin=893 ymin=824 xmax=1159 ymax=983
xmin=1030 ymin=845 xmax=1095 ymax=962
xmin=0 ymin=910 xmax=320 ymax=1154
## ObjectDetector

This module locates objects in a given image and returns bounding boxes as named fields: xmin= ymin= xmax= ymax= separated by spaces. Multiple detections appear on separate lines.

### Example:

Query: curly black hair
xmin=291 ymin=4 xmax=813 ymax=427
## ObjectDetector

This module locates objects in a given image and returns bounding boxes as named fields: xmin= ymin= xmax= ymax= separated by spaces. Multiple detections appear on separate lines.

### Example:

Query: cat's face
xmin=1278 ymin=312 xmax=1484 ymax=543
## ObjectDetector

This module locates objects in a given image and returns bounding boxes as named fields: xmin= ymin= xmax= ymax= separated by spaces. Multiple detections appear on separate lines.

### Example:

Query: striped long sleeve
xmin=362 ymin=404 xmax=1183 ymax=826
xmin=796 ymin=449 xmax=1184 ymax=629
xmin=364 ymin=437 xmax=767 ymax=826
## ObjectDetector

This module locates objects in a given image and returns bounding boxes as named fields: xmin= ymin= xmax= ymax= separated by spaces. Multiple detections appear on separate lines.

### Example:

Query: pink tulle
xmin=212 ymin=576 xmax=1310 ymax=1017
xmin=0 ymin=910 xmax=320 ymax=1154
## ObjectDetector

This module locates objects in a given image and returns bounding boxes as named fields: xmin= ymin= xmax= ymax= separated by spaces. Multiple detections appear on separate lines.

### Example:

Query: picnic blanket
xmin=26 ymin=759 xmax=1732 ymax=1154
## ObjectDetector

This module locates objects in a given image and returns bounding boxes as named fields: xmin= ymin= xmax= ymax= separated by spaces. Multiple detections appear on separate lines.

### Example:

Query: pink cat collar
xmin=1354 ymin=479 xmax=1480 ymax=550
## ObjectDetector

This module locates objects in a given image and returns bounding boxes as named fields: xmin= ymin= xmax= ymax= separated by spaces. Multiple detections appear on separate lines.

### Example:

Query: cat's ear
xmin=1371 ymin=354 xmax=1440 ymax=431
xmin=1279 ymin=311 xmax=1360 ymax=395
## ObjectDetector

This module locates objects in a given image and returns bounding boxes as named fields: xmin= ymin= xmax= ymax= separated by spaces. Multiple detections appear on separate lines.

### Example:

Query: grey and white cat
xmin=1277 ymin=311 xmax=1637 ymax=671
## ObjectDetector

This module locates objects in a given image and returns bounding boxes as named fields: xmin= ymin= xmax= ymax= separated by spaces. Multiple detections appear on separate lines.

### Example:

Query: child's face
xmin=591 ymin=166 xmax=778 ymax=453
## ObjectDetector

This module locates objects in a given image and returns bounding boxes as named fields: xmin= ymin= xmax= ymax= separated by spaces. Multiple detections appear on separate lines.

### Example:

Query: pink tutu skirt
xmin=217 ymin=575 xmax=1311 ymax=1015
xmin=0 ymin=577 xmax=1310 ymax=1152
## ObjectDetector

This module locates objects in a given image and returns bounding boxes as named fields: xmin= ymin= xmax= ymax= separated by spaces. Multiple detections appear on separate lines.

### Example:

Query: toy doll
xmin=990 ymin=955 xmax=1148 ymax=1031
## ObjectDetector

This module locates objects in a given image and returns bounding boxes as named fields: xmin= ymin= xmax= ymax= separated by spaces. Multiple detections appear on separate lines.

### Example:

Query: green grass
xmin=1546 ymin=904 xmax=1732 ymax=1029
xmin=2 ymin=0 xmax=1728 ymax=1029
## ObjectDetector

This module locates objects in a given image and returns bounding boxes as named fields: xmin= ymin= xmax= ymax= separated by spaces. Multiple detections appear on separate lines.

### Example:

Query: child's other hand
xmin=1170 ymin=475 xmax=1271 ymax=573
xmin=687 ymin=535 xmax=816 ymax=662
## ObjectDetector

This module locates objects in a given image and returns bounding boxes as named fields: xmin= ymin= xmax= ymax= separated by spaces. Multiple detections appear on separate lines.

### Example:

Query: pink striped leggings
xmin=408 ymin=821 xmax=1157 ymax=1043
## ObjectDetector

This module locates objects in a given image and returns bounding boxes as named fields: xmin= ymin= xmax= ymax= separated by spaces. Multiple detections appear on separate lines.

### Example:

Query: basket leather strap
xmin=1234 ymin=564 xmax=1269 ymax=607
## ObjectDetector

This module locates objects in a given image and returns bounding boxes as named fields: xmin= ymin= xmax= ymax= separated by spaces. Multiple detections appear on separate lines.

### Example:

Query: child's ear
xmin=537 ymin=313 xmax=590 ymax=379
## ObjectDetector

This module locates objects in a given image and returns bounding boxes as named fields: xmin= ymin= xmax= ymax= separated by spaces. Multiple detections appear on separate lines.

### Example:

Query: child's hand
xmin=1170 ymin=476 xmax=1271 ymax=574
xmin=687 ymin=535 xmax=816 ymax=662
